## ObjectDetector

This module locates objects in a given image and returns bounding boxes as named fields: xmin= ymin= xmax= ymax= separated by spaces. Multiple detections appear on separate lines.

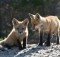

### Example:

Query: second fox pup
xmin=29 ymin=13 xmax=59 ymax=46
xmin=0 ymin=18 xmax=29 ymax=50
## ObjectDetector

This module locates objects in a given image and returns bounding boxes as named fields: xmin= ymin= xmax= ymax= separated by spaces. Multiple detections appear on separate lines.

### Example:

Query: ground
xmin=0 ymin=44 xmax=60 ymax=57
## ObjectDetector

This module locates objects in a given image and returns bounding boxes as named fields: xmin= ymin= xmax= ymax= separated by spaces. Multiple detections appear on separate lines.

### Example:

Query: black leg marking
xmin=39 ymin=32 xmax=43 ymax=46
xmin=23 ymin=37 xmax=26 ymax=49
xmin=56 ymin=33 xmax=59 ymax=44
xmin=17 ymin=39 xmax=23 ymax=50
xmin=46 ymin=33 xmax=51 ymax=46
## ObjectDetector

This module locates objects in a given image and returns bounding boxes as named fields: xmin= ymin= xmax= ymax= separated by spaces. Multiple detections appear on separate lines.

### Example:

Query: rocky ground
xmin=0 ymin=44 xmax=60 ymax=57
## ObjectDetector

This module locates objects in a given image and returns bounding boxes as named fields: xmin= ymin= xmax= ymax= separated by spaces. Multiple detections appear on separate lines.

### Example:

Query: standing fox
xmin=0 ymin=18 xmax=29 ymax=50
xmin=29 ymin=13 xmax=59 ymax=46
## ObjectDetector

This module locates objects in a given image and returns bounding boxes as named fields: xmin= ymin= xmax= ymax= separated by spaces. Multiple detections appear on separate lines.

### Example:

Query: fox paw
xmin=0 ymin=45 xmax=9 ymax=51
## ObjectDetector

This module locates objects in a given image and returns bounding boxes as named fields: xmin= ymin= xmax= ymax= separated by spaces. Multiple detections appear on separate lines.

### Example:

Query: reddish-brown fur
xmin=0 ymin=18 xmax=29 ymax=50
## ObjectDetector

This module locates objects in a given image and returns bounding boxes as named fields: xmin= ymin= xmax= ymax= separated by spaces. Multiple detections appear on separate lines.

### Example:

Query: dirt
xmin=0 ymin=44 xmax=60 ymax=57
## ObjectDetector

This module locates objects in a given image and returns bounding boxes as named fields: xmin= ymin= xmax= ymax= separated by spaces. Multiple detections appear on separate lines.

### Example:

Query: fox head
xmin=12 ymin=18 xmax=29 ymax=35
xmin=29 ymin=13 xmax=40 ymax=31
xmin=29 ymin=13 xmax=45 ymax=31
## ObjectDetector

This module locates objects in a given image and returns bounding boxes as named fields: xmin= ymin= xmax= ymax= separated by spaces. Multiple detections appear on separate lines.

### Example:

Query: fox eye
xmin=40 ymin=24 xmax=43 ymax=27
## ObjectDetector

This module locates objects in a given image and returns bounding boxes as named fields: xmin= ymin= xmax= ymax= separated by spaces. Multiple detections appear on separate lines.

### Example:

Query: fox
xmin=29 ymin=13 xmax=59 ymax=46
xmin=0 ymin=18 xmax=29 ymax=50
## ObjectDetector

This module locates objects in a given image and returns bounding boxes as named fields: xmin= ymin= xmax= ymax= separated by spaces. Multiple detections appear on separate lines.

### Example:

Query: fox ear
xmin=23 ymin=19 xmax=29 ymax=26
xmin=12 ymin=18 xmax=19 ymax=26
xmin=35 ymin=13 xmax=40 ymax=19
xmin=29 ymin=13 xmax=34 ymax=19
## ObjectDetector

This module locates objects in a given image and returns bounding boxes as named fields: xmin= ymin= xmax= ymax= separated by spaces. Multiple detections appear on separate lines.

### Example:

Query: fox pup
xmin=29 ymin=13 xmax=59 ymax=46
xmin=0 ymin=18 xmax=29 ymax=50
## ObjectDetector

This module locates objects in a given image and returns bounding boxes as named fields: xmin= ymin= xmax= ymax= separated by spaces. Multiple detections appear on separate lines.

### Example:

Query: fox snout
xmin=31 ymin=27 xmax=38 ymax=32
xmin=19 ymin=31 xmax=23 ymax=34
xmin=18 ymin=30 xmax=26 ymax=35
xmin=19 ymin=31 xmax=22 ymax=34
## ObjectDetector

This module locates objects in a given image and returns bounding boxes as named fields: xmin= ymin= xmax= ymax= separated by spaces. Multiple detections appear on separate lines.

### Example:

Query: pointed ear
xmin=12 ymin=18 xmax=19 ymax=26
xmin=35 ymin=13 xmax=40 ymax=19
xmin=23 ymin=19 xmax=29 ymax=26
xmin=29 ymin=13 xmax=34 ymax=19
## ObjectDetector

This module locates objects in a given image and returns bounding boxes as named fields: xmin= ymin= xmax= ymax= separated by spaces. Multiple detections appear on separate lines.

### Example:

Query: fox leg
xmin=56 ymin=30 xmax=59 ymax=44
xmin=39 ymin=31 xmax=43 ymax=46
xmin=23 ymin=37 xmax=27 ymax=49
xmin=46 ymin=32 xmax=51 ymax=46
xmin=56 ymin=34 xmax=59 ymax=44
xmin=17 ymin=39 xmax=23 ymax=50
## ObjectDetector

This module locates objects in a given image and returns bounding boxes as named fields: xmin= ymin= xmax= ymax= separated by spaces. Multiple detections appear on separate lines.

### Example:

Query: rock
xmin=0 ymin=44 xmax=60 ymax=57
